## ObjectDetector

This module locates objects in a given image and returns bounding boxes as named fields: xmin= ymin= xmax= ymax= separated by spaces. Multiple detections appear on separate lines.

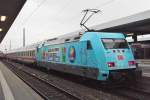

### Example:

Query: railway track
xmin=109 ymin=87 xmax=150 ymax=100
xmin=3 ymin=60 xmax=150 ymax=100
xmin=2 ymin=60 xmax=127 ymax=100
xmin=3 ymin=61 xmax=80 ymax=100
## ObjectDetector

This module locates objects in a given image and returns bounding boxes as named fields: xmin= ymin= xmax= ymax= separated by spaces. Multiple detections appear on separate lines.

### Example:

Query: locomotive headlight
xmin=107 ymin=62 xmax=115 ymax=67
xmin=128 ymin=61 xmax=135 ymax=66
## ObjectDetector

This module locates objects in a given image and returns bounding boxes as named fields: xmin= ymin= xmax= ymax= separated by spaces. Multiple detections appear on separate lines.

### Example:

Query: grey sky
xmin=0 ymin=0 xmax=150 ymax=51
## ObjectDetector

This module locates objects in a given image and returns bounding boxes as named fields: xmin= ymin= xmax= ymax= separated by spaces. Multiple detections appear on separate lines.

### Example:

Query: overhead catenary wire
xmin=23 ymin=0 xmax=73 ymax=30
xmin=95 ymin=0 xmax=115 ymax=9
xmin=12 ymin=0 xmax=47 ymax=50
xmin=22 ymin=0 xmax=115 ymax=30
xmin=6 ymin=0 xmax=116 ymax=51
xmin=53 ymin=0 xmax=72 ymax=19
xmin=20 ymin=0 xmax=116 ymax=37
xmin=68 ymin=0 xmax=116 ymax=31
xmin=21 ymin=0 xmax=47 ymax=26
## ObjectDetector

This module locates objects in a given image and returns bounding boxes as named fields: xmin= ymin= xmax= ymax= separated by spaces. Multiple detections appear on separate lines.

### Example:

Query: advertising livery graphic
xmin=62 ymin=47 xmax=66 ymax=62
xmin=69 ymin=46 xmax=76 ymax=62
xmin=42 ymin=51 xmax=46 ymax=59
xmin=48 ymin=48 xmax=60 ymax=62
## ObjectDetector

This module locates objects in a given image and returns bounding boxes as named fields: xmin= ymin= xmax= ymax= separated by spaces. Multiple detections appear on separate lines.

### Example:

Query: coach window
xmin=33 ymin=51 xmax=35 ymax=56
xmin=32 ymin=51 xmax=34 ymax=56
xmin=30 ymin=51 xmax=31 ymax=56
xmin=87 ymin=40 xmax=92 ymax=50
xmin=30 ymin=51 xmax=32 ymax=56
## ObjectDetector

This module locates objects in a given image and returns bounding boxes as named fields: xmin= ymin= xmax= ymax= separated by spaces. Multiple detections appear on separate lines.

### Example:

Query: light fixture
xmin=0 ymin=16 xmax=7 ymax=22
xmin=127 ymin=33 xmax=134 ymax=36
xmin=0 ymin=28 xmax=2 ymax=32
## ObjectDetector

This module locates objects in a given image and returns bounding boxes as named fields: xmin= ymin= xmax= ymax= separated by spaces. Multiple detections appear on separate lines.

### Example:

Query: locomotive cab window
xmin=101 ymin=38 xmax=129 ymax=49
xmin=87 ymin=40 xmax=92 ymax=50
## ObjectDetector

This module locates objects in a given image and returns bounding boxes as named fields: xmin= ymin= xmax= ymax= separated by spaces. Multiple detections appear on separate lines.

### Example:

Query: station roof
xmin=92 ymin=10 xmax=150 ymax=35
xmin=0 ymin=0 xmax=26 ymax=43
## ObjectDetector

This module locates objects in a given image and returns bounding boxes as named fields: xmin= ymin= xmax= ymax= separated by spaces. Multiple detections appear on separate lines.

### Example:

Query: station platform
xmin=0 ymin=61 xmax=43 ymax=100
xmin=136 ymin=59 xmax=150 ymax=64
xmin=139 ymin=65 xmax=150 ymax=77
xmin=136 ymin=59 xmax=150 ymax=77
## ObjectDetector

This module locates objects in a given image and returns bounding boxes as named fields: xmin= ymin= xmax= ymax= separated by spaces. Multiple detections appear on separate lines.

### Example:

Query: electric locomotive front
xmin=80 ymin=32 xmax=142 ymax=81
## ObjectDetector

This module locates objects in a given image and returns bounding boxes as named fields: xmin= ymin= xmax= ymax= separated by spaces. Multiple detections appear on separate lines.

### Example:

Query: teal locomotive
xmin=35 ymin=32 xmax=141 ymax=81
